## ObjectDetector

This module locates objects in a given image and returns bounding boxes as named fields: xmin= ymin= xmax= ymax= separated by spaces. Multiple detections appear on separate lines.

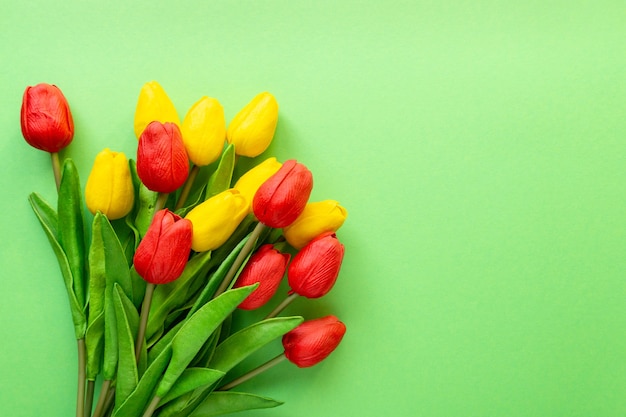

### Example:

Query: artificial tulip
xmin=137 ymin=121 xmax=189 ymax=193
xmin=233 ymin=244 xmax=291 ymax=310
xmin=20 ymin=83 xmax=74 ymax=153
xmin=181 ymin=96 xmax=226 ymax=166
xmin=283 ymin=200 xmax=348 ymax=249
xmin=85 ymin=149 xmax=134 ymax=220
xmin=226 ymin=92 xmax=278 ymax=157
xmin=233 ymin=157 xmax=282 ymax=212
xmin=282 ymin=315 xmax=346 ymax=368
xmin=288 ymin=232 xmax=344 ymax=298
xmin=184 ymin=189 xmax=248 ymax=252
xmin=134 ymin=80 xmax=180 ymax=138
xmin=253 ymin=159 xmax=313 ymax=228
xmin=133 ymin=209 xmax=193 ymax=285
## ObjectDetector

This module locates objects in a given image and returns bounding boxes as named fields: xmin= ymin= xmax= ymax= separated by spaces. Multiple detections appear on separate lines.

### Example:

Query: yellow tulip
xmin=134 ymin=81 xmax=180 ymax=138
xmin=226 ymin=92 xmax=278 ymax=157
xmin=233 ymin=157 xmax=282 ymax=212
xmin=181 ymin=96 xmax=226 ymax=166
xmin=283 ymin=200 xmax=348 ymax=249
xmin=85 ymin=149 xmax=134 ymax=220
xmin=184 ymin=189 xmax=248 ymax=252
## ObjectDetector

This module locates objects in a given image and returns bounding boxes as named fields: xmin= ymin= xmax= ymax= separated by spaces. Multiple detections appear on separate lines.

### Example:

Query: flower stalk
xmin=76 ymin=339 xmax=86 ymax=417
xmin=135 ymin=283 xmax=155 ymax=361
xmin=219 ymin=353 xmax=286 ymax=391
xmin=265 ymin=293 xmax=300 ymax=319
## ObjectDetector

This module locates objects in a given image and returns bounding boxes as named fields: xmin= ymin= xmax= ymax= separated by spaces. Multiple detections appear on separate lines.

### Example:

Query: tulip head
xmin=85 ymin=149 xmax=134 ymax=220
xmin=288 ymin=232 xmax=344 ymax=298
xmin=283 ymin=200 xmax=348 ymax=249
xmin=137 ymin=121 xmax=190 ymax=193
xmin=20 ymin=83 xmax=74 ymax=153
xmin=133 ymin=209 xmax=193 ymax=285
xmin=282 ymin=315 xmax=346 ymax=368
xmin=233 ymin=244 xmax=291 ymax=310
xmin=134 ymin=80 xmax=180 ymax=138
xmin=184 ymin=189 xmax=248 ymax=252
xmin=181 ymin=96 xmax=226 ymax=166
xmin=233 ymin=157 xmax=282 ymax=212
xmin=252 ymin=159 xmax=313 ymax=228
xmin=226 ymin=92 xmax=278 ymax=157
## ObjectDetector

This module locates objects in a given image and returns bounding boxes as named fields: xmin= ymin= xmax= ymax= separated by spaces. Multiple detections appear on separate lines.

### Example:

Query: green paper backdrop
xmin=2 ymin=1 xmax=626 ymax=416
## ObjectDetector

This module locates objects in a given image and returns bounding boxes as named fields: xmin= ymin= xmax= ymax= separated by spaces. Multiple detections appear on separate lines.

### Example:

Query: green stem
xmin=174 ymin=164 xmax=200 ymax=211
xmin=76 ymin=339 xmax=86 ymax=417
xmin=84 ymin=380 xmax=95 ymax=417
xmin=51 ymin=152 xmax=61 ymax=192
xmin=101 ymin=385 xmax=116 ymax=417
xmin=141 ymin=395 xmax=162 ymax=417
xmin=265 ymin=293 xmax=300 ymax=319
xmin=218 ymin=353 xmax=287 ymax=391
xmin=154 ymin=192 xmax=169 ymax=214
xmin=213 ymin=222 xmax=267 ymax=298
xmin=91 ymin=379 xmax=111 ymax=417
xmin=135 ymin=283 xmax=156 ymax=362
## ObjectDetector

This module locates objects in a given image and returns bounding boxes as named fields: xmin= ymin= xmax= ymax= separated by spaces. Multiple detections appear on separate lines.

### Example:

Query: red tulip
xmin=233 ymin=244 xmax=290 ymax=310
xmin=20 ymin=83 xmax=74 ymax=153
xmin=133 ymin=209 xmax=193 ymax=285
xmin=287 ymin=232 xmax=344 ymax=298
xmin=137 ymin=121 xmax=189 ymax=193
xmin=282 ymin=315 xmax=346 ymax=368
xmin=252 ymin=159 xmax=313 ymax=228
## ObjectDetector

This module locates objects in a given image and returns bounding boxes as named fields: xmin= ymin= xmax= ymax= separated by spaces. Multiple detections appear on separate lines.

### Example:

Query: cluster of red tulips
xmin=21 ymin=82 xmax=348 ymax=417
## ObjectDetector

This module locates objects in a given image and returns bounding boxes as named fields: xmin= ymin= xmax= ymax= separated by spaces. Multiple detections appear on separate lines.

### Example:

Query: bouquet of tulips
xmin=20 ymin=82 xmax=348 ymax=417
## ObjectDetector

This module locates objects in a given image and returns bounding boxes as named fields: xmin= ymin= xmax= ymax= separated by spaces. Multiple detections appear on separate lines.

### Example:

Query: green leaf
xmin=188 ymin=392 xmax=283 ymax=417
xmin=146 ymin=251 xmax=213 ymax=344
xmin=188 ymin=237 xmax=249 ymax=317
xmin=159 ymin=368 xmax=225 ymax=407
xmin=112 ymin=284 xmax=139 ymax=409
xmin=190 ymin=325 xmax=222 ymax=368
xmin=29 ymin=193 xmax=86 ymax=339
xmin=57 ymin=159 xmax=87 ymax=309
xmin=135 ymin=183 xmax=158 ymax=238
xmin=101 ymin=215 xmax=136 ymax=380
xmin=204 ymin=144 xmax=235 ymax=200
xmin=85 ymin=213 xmax=108 ymax=379
xmin=210 ymin=317 xmax=303 ymax=373
xmin=148 ymin=321 xmax=184 ymax=365
xmin=112 ymin=345 xmax=173 ymax=417
xmin=156 ymin=285 xmax=257 ymax=398
xmin=85 ymin=311 xmax=104 ymax=380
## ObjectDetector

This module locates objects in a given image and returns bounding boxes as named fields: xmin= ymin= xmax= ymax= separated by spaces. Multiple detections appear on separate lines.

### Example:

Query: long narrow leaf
xmin=156 ymin=285 xmax=256 ymax=398
xmin=210 ymin=317 xmax=303 ymax=373
xmin=188 ymin=392 xmax=283 ymax=417
xmin=159 ymin=368 xmax=225 ymax=406
xmin=57 ymin=159 xmax=87 ymax=309
xmin=113 ymin=345 xmax=173 ymax=417
xmin=146 ymin=251 xmax=212 ymax=343
xmin=29 ymin=193 xmax=86 ymax=338
xmin=112 ymin=284 xmax=139 ymax=409
xmin=204 ymin=144 xmax=235 ymax=200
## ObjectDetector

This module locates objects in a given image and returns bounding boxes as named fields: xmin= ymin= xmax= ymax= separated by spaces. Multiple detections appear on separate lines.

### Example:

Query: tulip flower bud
xmin=226 ymin=92 xmax=278 ymax=157
xmin=137 ymin=121 xmax=190 ymax=193
xmin=253 ymin=160 xmax=313 ymax=228
xmin=283 ymin=200 xmax=348 ymax=249
xmin=20 ymin=83 xmax=74 ymax=153
xmin=134 ymin=80 xmax=180 ymax=138
xmin=233 ymin=157 xmax=282 ymax=212
xmin=85 ymin=149 xmax=134 ymax=220
xmin=288 ymin=232 xmax=344 ymax=298
xmin=282 ymin=315 xmax=346 ymax=368
xmin=184 ymin=189 xmax=248 ymax=252
xmin=232 ymin=244 xmax=290 ymax=310
xmin=181 ymin=96 xmax=226 ymax=166
xmin=133 ymin=209 xmax=193 ymax=285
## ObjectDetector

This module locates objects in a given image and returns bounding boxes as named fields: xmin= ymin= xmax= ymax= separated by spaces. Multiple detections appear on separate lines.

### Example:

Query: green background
xmin=2 ymin=1 xmax=626 ymax=416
